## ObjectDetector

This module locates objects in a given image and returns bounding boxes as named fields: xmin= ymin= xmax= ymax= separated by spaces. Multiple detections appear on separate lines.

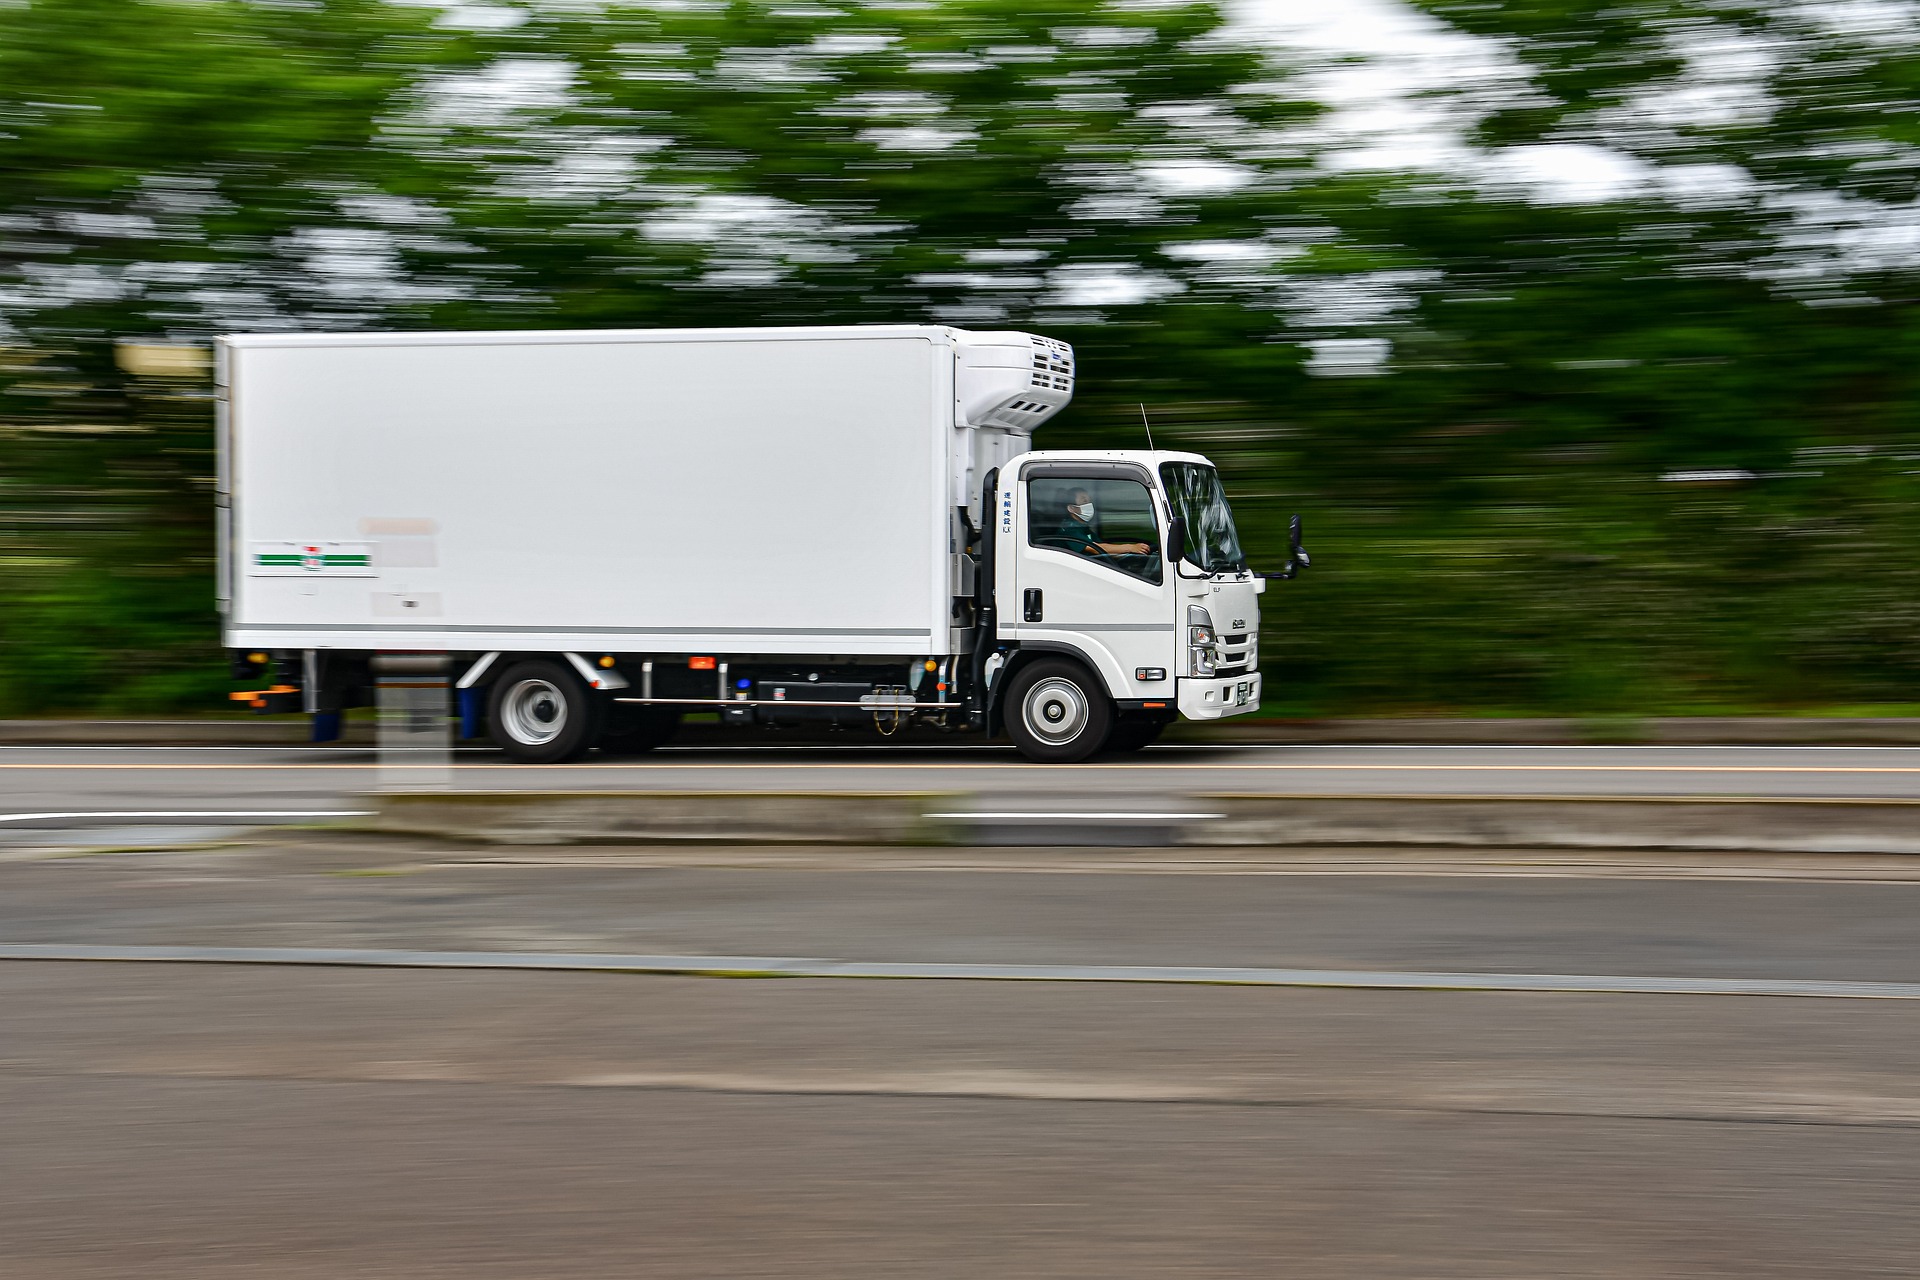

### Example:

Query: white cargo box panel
xmin=220 ymin=326 xmax=991 ymax=656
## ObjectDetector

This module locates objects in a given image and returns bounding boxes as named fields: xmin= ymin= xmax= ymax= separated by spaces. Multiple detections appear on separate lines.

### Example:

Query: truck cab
xmin=987 ymin=448 xmax=1268 ymax=761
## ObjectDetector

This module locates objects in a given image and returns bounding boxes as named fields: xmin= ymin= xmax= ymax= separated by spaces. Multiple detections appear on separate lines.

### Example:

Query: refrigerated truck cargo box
xmin=217 ymin=324 xmax=1305 ymax=762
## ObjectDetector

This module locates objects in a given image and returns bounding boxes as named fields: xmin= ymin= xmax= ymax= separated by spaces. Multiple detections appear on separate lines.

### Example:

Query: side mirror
xmin=1282 ymin=513 xmax=1310 ymax=577
xmin=1261 ymin=514 xmax=1311 ymax=581
xmin=1165 ymin=515 xmax=1186 ymax=565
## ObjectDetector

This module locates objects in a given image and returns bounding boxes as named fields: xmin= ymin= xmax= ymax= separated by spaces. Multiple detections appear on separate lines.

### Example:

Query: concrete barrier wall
xmin=366 ymin=789 xmax=1920 ymax=855
xmin=373 ymin=791 xmax=965 ymax=846
xmin=1194 ymin=795 xmax=1920 ymax=856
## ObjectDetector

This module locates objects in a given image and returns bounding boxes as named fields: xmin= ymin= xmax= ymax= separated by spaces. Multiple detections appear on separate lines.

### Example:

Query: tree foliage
xmin=2 ymin=0 xmax=1917 ymax=716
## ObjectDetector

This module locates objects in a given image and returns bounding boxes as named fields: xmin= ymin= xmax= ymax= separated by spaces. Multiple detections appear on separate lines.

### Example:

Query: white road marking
xmin=927 ymin=812 xmax=1225 ymax=821
xmin=5 ymin=762 xmax=1920 ymax=780
xmin=0 ymin=810 xmax=373 ymax=825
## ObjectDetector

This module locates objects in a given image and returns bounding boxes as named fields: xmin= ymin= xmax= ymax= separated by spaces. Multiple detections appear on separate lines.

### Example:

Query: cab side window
xmin=1028 ymin=477 xmax=1162 ymax=585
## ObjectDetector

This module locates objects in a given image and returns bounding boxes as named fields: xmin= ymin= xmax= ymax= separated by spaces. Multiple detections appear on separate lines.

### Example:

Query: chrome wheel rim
xmin=500 ymin=678 xmax=567 ymax=746
xmin=1022 ymin=677 xmax=1089 ymax=746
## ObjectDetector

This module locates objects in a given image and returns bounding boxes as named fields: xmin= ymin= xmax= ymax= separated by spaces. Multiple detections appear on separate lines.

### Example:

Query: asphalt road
xmin=7 ymin=742 xmax=1920 ymax=843
xmin=5 ymin=840 xmax=1920 ymax=1276
xmin=9 ymin=840 xmax=1920 ymax=980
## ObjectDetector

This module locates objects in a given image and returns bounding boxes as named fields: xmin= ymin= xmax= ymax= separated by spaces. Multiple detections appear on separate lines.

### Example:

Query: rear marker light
xmin=690 ymin=656 xmax=717 ymax=670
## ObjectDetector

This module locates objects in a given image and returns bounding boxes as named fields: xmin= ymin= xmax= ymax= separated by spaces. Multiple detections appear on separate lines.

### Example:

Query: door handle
xmin=1022 ymin=588 xmax=1043 ymax=622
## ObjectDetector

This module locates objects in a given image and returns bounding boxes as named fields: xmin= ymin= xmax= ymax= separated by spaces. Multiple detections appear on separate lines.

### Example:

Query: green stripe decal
xmin=253 ymin=552 xmax=371 ymax=567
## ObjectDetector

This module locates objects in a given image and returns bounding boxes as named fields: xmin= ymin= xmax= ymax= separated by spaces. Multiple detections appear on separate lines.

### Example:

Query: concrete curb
xmin=1194 ymin=794 xmax=1920 ymax=856
xmin=369 ymin=790 xmax=967 ymax=846
xmin=356 ymin=788 xmax=1920 ymax=855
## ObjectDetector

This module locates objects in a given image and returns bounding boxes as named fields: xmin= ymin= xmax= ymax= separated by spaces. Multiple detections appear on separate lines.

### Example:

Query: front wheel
xmin=487 ymin=659 xmax=601 ymax=763
xmin=1004 ymin=659 xmax=1114 ymax=763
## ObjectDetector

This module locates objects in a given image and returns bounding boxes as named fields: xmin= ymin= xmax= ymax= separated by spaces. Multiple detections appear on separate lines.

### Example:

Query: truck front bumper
xmin=1177 ymin=673 xmax=1262 ymax=721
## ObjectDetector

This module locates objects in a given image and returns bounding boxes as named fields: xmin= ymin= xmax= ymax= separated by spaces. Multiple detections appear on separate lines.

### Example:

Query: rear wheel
xmin=1004 ymin=659 xmax=1114 ymax=763
xmin=487 ymin=659 xmax=601 ymax=763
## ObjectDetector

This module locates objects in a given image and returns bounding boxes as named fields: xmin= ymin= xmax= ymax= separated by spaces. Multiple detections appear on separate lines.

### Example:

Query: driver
xmin=1053 ymin=487 xmax=1150 ymax=557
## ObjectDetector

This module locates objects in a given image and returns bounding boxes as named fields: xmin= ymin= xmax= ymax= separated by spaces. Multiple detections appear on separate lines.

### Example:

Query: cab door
xmin=1007 ymin=462 xmax=1176 ymax=701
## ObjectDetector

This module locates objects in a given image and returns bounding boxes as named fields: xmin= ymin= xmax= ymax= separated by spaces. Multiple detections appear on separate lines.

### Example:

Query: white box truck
xmin=217 ymin=324 xmax=1305 ymax=762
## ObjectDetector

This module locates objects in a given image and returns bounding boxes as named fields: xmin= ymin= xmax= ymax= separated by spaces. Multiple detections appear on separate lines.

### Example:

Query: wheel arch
xmin=988 ymin=641 xmax=1108 ymax=737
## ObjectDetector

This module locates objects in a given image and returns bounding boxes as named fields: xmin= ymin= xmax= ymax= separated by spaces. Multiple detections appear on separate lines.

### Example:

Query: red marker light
xmin=689 ymin=656 xmax=717 ymax=670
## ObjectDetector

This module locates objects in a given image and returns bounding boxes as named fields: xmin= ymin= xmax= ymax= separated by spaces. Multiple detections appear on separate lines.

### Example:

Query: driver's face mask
xmin=1068 ymin=501 xmax=1094 ymax=522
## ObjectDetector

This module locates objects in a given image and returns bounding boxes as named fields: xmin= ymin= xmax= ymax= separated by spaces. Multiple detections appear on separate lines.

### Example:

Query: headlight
xmin=1186 ymin=606 xmax=1219 ymax=676
xmin=1188 ymin=605 xmax=1216 ymax=647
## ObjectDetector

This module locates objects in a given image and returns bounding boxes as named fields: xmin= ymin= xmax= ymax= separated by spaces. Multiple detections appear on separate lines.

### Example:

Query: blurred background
xmin=4 ymin=0 xmax=1917 ymax=721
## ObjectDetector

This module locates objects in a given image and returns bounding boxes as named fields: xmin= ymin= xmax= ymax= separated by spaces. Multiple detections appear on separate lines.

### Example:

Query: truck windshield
xmin=1159 ymin=462 xmax=1245 ymax=573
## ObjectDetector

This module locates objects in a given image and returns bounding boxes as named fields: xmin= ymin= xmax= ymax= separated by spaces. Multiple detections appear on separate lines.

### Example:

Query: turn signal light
xmin=598 ymin=655 xmax=615 ymax=668
xmin=689 ymin=656 xmax=717 ymax=670
xmin=228 ymin=685 xmax=297 ymax=701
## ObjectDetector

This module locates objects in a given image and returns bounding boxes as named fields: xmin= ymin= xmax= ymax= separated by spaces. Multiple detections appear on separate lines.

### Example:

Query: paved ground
xmin=8 ymin=964 xmax=1920 ymax=1279
xmin=8 ymin=838 xmax=1920 ymax=979
xmin=8 ymin=743 xmax=1920 ymax=845
xmin=5 ymin=838 xmax=1920 ymax=1275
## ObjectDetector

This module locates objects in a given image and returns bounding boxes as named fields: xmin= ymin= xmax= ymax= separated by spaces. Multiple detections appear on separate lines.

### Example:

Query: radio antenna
xmin=1138 ymin=403 xmax=1156 ymax=452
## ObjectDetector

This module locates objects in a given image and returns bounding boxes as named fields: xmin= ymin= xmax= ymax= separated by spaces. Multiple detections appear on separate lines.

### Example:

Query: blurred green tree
xmin=0 ymin=0 xmax=476 ymax=712
xmin=2 ymin=0 xmax=1918 ymax=718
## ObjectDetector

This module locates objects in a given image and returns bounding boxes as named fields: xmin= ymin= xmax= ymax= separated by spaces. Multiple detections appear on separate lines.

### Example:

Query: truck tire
xmin=599 ymin=706 xmax=681 ymax=755
xmin=1005 ymin=659 xmax=1114 ymax=763
xmin=487 ymin=659 xmax=602 ymax=763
